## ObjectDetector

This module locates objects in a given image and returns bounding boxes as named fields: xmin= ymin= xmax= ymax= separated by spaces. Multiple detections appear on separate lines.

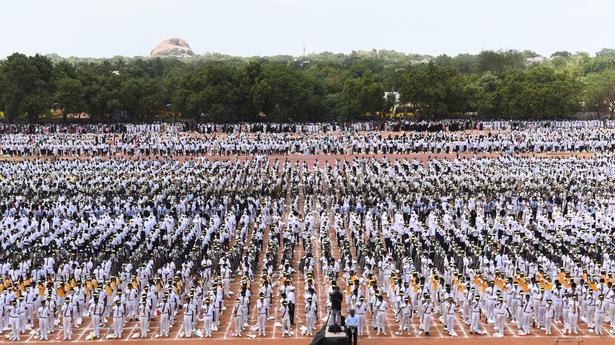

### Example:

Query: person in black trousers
xmin=330 ymin=285 xmax=343 ymax=326
xmin=346 ymin=309 xmax=359 ymax=345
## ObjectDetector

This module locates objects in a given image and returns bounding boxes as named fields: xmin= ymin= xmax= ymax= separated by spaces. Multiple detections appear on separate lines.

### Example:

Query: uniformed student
xmin=356 ymin=296 xmax=367 ymax=336
xmin=444 ymin=296 xmax=457 ymax=336
xmin=280 ymin=300 xmax=292 ymax=337
xmin=61 ymin=297 xmax=73 ymax=340
xmin=494 ymin=296 xmax=507 ymax=337
xmin=90 ymin=293 xmax=105 ymax=339
xmin=418 ymin=294 xmax=432 ymax=336
xmin=112 ymin=299 xmax=125 ymax=338
xmin=520 ymin=293 xmax=533 ymax=335
xmin=138 ymin=299 xmax=150 ymax=338
xmin=183 ymin=297 xmax=194 ymax=337
xmin=595 ymin=294 xmax=606 ymax=335
xmin=159 ymin=296 xmax=171 ymax=337
xmin=305 ymin=296 xmax=316 ymax=336
xmin=232 ymin=298 xmax=243 ymax=337
xmin=9 ymin=299 xmax=20 ymax=341
xmin=203 ymin=298 xmax=214 ymax=338
xmin=396 ymin=296 xmax=413 ymax=335
xmin=375 ymin=294 xmax=387 ymax=335
xmin=545 ymin=299 xmax=554 ymax=336
xmin=38 ymin=299 xmax=50 ymax=340
xmin=470 ymin=295 xmax=483 ymax=335
xmin=257 ymin=294 xmax=268 ymax=336
xmin=567 ymin=294 xmax=579 ymax=335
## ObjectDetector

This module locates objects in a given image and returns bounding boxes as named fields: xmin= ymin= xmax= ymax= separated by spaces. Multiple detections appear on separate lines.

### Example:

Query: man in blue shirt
xmin=346 ymin=309 xmax=359 ymax=345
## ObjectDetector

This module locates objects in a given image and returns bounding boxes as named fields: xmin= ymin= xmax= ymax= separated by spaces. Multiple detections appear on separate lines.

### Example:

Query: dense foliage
xmin=0 ymin=49 xmax=614 ymax=122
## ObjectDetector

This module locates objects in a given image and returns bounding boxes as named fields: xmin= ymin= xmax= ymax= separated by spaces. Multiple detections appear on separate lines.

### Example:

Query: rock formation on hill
xmin=150 ymin=38 xmax=194 ymax=58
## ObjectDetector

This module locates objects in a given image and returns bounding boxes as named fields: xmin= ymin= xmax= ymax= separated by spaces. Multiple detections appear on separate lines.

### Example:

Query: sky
xmin=2 ymin=0 xmax=614 ymax=59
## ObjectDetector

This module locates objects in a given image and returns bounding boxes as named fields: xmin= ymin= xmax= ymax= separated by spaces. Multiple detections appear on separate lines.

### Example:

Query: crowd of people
xmin=3 ymin=121 xmax=615 ymax=157
xmin=0 ymin=120 xmax=613 ymax=342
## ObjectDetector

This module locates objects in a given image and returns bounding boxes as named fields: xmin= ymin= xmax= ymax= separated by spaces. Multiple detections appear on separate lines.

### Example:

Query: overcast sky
xmin=3 ymin=0 xmax=613 ymax=58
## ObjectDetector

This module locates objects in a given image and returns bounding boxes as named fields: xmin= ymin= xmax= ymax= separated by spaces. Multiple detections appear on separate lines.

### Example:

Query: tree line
xmin=1 ymin=48 xmax=615 ymax=122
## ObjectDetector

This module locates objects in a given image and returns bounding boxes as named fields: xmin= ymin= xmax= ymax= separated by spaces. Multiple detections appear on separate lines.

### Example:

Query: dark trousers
xmin=346 ymin=326 xmax=358 ymax=345
xmin=289 ymin=303 xmax=295 ymax=324
xmin=330 ymin=308 xmax=342 ymax=325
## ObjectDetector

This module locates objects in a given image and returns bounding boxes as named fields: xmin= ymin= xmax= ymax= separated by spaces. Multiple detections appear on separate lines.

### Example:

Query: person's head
xmin=349 ymin=309 xmax=355 ymax=316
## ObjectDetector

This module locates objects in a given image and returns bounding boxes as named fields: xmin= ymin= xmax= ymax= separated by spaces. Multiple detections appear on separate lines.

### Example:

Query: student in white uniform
xmin=37 ymin=300 xmax=50 ymax=340
xmin=159 ymin=296 xmax=171 ymax=337
xmin=90 ymin=293 xmax=105 ymax=339
xmin=257 ymin=294 xmax=268 ymax=336
xmin=61 ymin=297 xmax=73 ymax=341
xmin=112 ymin=300 xmax=125 ymax=338
xmin=9 ymin=300 xmax=20 ymax=341
xmin=203 ymin=298 xmax=214 ymax=338
xmin=138 ymin=299 xmax=150 ymax=338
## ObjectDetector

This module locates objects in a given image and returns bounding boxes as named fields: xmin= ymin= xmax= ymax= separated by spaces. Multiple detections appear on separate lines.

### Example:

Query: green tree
xmin=341 ymin=74 xmax=384 ymax=117
xmin=477 ymin=50 xmax=526 ymax=74
xmin=473 ymin=72 xmax=502 ymax=117
xmin=498 ymin=65 xmax=581 ymax=118
xmin=0 ymin=53 xmax=54 ymax=122
xmin=55 ymin=77 xmax=85 ymax=120
xmin=399 ymin=63 xmax=472 ymax=117
xmin=585 ymin=70 xmax=615 ymax=116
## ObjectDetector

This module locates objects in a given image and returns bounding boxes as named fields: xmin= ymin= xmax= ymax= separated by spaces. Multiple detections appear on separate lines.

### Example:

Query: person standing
xmin=203 ymin=298 xmax=214 ymax=338
xmin=138 ymin=299 xmax=149 ymax=338
xmin=544 ymin=300 xmax=554 ymax=336
xmin=37 ymin=300 xmax=50 ymax=341
xmin=256 ymin=295 xmax=267 ymax=336
xmin=330 ymin=286 xmax=343 ymax=326
xmin=280 ymin=300 xmax=292 ymax=337
xmin=90 ymin=294 xmax=104 ymax=339
xmin=159 ymin=296 xmax=171 ymax=337
xmin=61 ymin=297 xmax=73 ymax=341
xmin=520 ymin=294 xmax=533 ymax=335
xmin=183 ymin=297 xmax=194 ymax=338
xmin=17 ymin=295 xmax=26 ymax=334
xmin=375 ymin=294 xmax=387 ymax=335
xmin=288 ymin=287 xmax=296 ymax=325
xmin=47 ymin=295 xmax=56 ymax=333
xmin=595 ymin=294 xmax=606 ymax=335
xmin=607 ymin=283 xmax=615 ymax=332
xmin=470 ymin=295 xmax=483 ymax=335
xmin=112 ymin=300 xmax=125 ymax=339
xmin=356 ymin=296 xmax=367 ymax=336
xmin=232 ymin=298 xmax=243 ymax=337
xmin=126 ymin=283 xmax=138 ymax=321
xmin=305 ymin=297 xmax=316 ymax=336
xmin=419 ymin=295 xmax=432 ymax=336
xmin=9 ymin=300 xmax=20 ymax=341
xmin=396 ymin=296 xmax=412 ymax=335
xmin=494 ymin=297 xmax=507 ymax=337
xmin=346 ymin=309 xmax=359 ymax=345
xmin=567 ymin=295 xmax=579 ymax=335
xmin=445 ymin=296 xmax=457 ymax=336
